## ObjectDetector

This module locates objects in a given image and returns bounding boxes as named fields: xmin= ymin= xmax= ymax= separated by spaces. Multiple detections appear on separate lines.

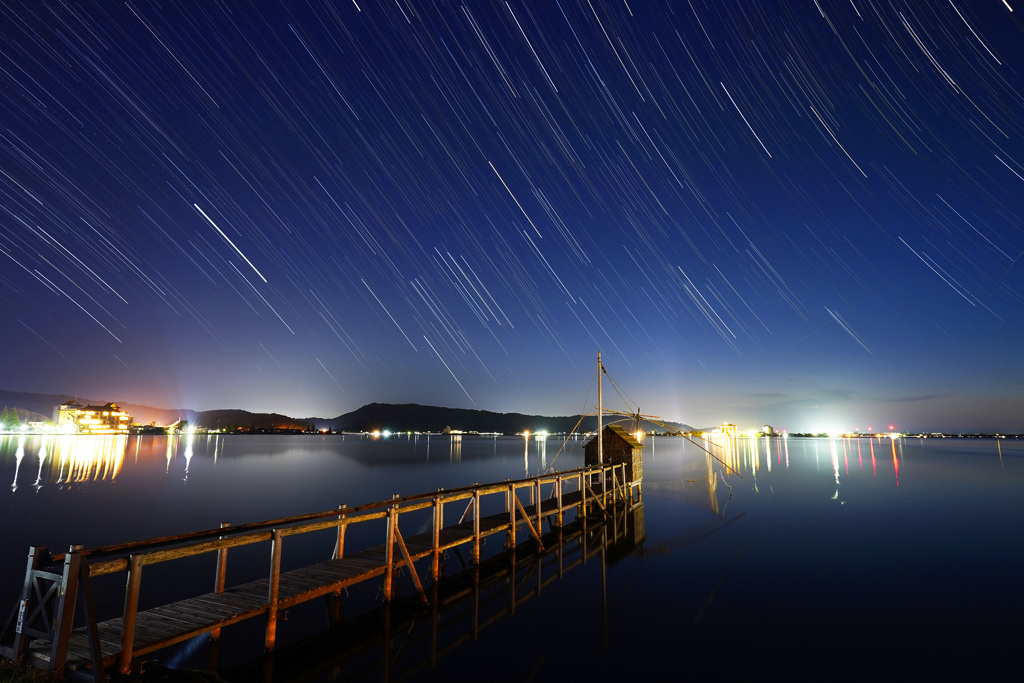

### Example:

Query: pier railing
xmin=228 ymin=495 xmax=646 ymax=682
xmin=1 ymin=462 xmax=639 ymax=680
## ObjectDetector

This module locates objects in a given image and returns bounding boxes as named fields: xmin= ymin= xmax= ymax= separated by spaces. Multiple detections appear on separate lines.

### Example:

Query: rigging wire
xmin=545 ymin=361 xmax=598 ymax=473
xmin=545 ymin=354 xmax=743 ymax=480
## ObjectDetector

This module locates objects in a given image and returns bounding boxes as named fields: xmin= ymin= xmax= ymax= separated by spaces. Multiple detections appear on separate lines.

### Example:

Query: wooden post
xmin=265 ymin=529 xmax=283 ymax=652
xmin=602 ymin=465 xmax=609 ymax=510
xmin=335 ymin=505 xmax=347 ymax=559
xmin=472 ymin=488 xmax=481 ymax=564
xmin=215 ymin=522 xmax=230 ymax=592
xmin=77 ymin=561 xmax=108 ymax=683
xmin=534 ymin=478 xmax=542 ymax=535
xmin=556 ymin=476 xmax=563 ymax=528
xmin=118 ymin=553 xmax=143 ymax=674
xmin=432 ymin=493 xmax=443 ymax=581
xmin=507 ymin=483 xmax=516 ymax=550
xmin=50 ymin=545 xmax=83 ymax=679
xmin=579 ymin=470 xmax=586 ymax=517
xmin=211 ymin=522 xmax=229 ymax=641
xmin=11 ymin=545 xmax=45 ymax=661
xmin=384 ymin=505 xmax=396 ymax=602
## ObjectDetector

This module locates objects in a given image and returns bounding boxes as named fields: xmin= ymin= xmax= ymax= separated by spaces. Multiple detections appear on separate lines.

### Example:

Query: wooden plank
xmin=142 ymin=606 xmax=233 ymax=631
xmin=128 ymin=622 xmax=179 ymax=649
xmin=143 ymin=603 xmax=248 ymax=634
xmin=296 ymin=563 xmax=381 ymax=583
xmin=295 ymin=564 xmax=375 ymax=583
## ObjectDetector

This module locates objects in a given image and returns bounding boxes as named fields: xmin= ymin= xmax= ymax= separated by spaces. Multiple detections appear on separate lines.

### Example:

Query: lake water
xmin=1 ymin=433 xmax=1022 ymax=679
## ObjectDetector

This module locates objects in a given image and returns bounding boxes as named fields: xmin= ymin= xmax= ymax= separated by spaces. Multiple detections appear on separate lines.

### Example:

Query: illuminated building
xmin=583 ymin=424 xmax=644 ymax=484
xmin=53 ymin=401 xmax=132 ymax=434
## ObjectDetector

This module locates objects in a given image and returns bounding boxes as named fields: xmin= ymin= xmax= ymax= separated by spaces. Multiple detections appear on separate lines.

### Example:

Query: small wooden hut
xmin=584 ymin=424 xmax=643 ymax=484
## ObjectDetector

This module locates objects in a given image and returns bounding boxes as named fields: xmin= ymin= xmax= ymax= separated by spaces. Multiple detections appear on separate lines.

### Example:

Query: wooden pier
xmin=227 ymin=495 xmax=644 ymax=682
xmin=1 ymin=462 xmax=639 ymax=681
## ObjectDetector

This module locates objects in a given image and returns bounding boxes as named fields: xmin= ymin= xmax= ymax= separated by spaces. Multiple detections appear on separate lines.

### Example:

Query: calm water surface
xmin=1 ymin=433 xmax=1021 ymax=679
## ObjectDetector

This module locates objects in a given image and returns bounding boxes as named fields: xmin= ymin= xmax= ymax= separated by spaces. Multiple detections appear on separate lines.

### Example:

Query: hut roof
xmin=584 ymin=423 xmax=644 ymax=451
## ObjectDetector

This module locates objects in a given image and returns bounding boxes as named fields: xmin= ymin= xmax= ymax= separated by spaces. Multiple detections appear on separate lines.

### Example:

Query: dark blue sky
xmin=2 ymin=1 xmax=1023 ymax=433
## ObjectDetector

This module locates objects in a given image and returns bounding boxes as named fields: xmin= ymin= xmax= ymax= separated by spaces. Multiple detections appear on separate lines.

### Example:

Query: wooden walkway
xmin=225 ymin=498 xmax=646 ymax=682
xmin=1 ymin=462 xmax=638 ymax=681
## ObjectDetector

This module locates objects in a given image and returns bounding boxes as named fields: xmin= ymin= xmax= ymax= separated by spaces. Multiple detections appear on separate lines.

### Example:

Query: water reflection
xmin=183 ymin=433 xmax=194 ymax=482
xmin=34 ymin=442 xmax=47 ymax=489
xmin=10 ymin=437 xmax=24 ymax=492
xmin=2 ymin=434 xmax=129 ymax=489
xmin=691 ymin=433 xmax=916 ymax=500
xmin=645 ymin=450 xmax=726 ymax=518
xmin=0 ymin=434 xmax=210 ymax=492
xmin=222 ymin=499 xmax=646 ymax=683
xmin=0 ymin=433 xmax=933 ymax=501
xmin=0 ymin=434 xmax=1021 ymax=679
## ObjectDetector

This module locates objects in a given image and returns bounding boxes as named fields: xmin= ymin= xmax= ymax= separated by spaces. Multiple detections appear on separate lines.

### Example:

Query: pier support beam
xmin=118 ymin=553 xmax=142 ymax=674
xmin=265 ymin=530 xmax=283 ymax=652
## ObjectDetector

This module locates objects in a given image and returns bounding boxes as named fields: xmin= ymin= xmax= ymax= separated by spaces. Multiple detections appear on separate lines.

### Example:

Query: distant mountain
xmin=0 ymin=390 xmax=693 ymax=434
xmin=196 ymin=409 xmax=311 ymax=431
xmin=315 ymin=402 xmax=693 ymax=435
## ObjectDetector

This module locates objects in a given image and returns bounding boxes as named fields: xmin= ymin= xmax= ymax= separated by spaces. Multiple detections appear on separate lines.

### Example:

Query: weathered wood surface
xmin=30 ymin=485 xmax=599 ymax=672
xmin=16 ymin=465 xmax=637 ymax=680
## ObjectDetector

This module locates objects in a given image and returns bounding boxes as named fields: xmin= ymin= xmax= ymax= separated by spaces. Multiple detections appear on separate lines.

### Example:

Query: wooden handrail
xmin=17 ymin=461 xmax=641 ymax=680
xmin=46 ymin=464 xmax=622 ymax=573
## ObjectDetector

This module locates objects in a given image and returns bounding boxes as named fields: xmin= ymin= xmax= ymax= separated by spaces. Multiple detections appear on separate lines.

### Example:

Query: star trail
xmin=3 ymin=1 xmax=1024 ymax=433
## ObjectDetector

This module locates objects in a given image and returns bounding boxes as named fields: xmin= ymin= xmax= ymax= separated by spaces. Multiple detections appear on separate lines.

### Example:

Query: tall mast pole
xmin=597 ymin=351 xmax=603 ymax=465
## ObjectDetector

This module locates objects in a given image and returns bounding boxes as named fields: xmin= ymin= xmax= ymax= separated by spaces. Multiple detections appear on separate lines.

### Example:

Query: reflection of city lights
xmin=35 ymin=444 xmax=48 ymax=488
xmin=53 ymin=435 xmax=128 ymax=483
xmin=11 ymin=437 xmax=25 ymax=491
xmin=183 ymin=434 xmax=194 ymax=482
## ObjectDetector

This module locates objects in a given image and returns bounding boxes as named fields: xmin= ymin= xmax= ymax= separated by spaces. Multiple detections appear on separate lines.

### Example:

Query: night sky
xmin=3 ymin=1 xmax=1024 ymax=433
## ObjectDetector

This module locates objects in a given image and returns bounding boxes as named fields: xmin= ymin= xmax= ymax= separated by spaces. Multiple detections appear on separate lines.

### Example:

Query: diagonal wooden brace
xmin=513 ymin=496 xmax=544 ymax=551
xmin=392 ymin=525 xmax=429 ymax=605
